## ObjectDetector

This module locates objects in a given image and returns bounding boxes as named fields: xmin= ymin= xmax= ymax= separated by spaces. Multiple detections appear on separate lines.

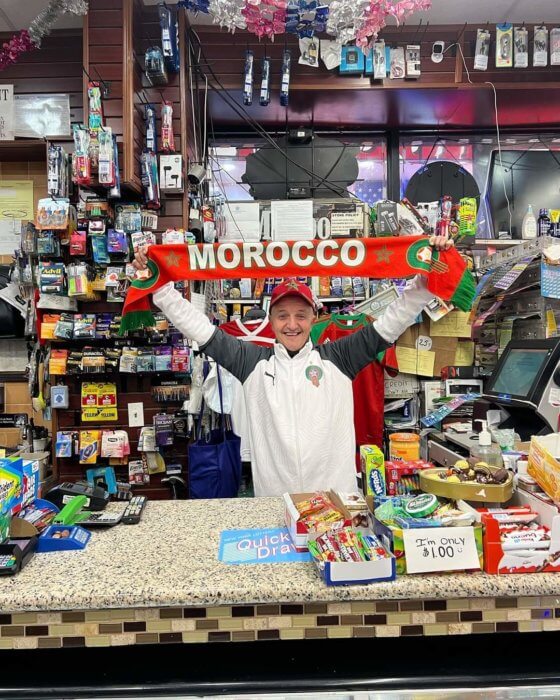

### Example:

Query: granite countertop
xmin=1 ymin=498 xmax=560 ymax=612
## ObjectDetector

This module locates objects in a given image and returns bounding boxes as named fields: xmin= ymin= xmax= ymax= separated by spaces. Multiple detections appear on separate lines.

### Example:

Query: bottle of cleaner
xmin=522 ymin=204 xmax=537 ymax=239
xmin=538 ymin=208 xmax=551 ymax=237
xmin=471 ymin=420 xmax=503 ymax=467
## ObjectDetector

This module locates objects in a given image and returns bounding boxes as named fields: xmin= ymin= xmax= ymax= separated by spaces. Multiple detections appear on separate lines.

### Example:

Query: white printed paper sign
xmin=0 ymin=85 xmax=14 ymax=141
xmin=402 ymin=527 xmax=480 ymax=574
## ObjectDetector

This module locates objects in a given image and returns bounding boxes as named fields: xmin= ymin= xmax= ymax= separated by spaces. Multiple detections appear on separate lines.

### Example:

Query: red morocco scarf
xmin=120 ymin=235 xmax=475 ymax=333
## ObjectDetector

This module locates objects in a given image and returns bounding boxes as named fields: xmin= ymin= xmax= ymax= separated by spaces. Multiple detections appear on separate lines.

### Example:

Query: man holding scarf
xmin=133 ymin=235 xmax=454 ymax=497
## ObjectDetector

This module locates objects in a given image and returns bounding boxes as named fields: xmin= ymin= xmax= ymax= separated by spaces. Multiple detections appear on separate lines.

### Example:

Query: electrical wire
xmin=202 ymin=75 xmax=208 ymax=163
xmin=454 ymin=42 xmax=513 ymax=236
xmin=187 ymin=47 xmax=199 ymax=163
xmin=187 ymin=26 xmax=352 ymax=199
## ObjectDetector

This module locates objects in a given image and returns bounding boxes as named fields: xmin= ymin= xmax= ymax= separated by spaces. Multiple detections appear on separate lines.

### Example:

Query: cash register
xmin=429 ymin=338 xmax=560 ymax=467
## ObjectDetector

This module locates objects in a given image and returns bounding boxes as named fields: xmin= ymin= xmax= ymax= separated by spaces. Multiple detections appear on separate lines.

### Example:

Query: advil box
xmin=284 ymin=491 xmax=352 ymax=553
xmin=19 ymin=458 xmax=40 ymax=509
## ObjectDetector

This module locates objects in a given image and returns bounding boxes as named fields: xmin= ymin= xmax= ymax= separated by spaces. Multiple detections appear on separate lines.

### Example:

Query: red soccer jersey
xmin=311 ymin=313 xmax=386 ymax=470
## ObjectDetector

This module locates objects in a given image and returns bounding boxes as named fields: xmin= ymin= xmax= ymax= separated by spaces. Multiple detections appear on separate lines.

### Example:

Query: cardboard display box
xmin=370 ymin=497 xmax=483 ymax=575
xmin=481 ymin=504 xmax=560 ymax=575
xmin=391 ymin=320 xmax=458 ymax=378
xmin=284 ymin=491 xmax=352 ymax=552
xmin=308 ymin=529 xmax=395 ymax=586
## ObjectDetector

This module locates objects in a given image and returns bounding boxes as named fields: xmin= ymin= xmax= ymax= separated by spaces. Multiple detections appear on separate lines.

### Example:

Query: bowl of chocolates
xmin=419 ymin=460 xmax=513 ymax=503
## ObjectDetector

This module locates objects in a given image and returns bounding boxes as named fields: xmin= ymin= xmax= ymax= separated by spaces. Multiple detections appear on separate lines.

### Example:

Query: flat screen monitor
xmin=487 ymin=149 xmax=560 ymax=238
xmin=486 ymin=339 xmax=560 ymax=404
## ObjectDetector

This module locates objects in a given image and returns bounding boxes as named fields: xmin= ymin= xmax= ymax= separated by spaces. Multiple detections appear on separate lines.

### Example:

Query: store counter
xmin=1 ymin=497 xmax=559 ymax=650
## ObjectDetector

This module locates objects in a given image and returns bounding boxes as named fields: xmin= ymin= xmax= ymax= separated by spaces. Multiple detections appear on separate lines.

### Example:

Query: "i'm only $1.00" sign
xmin=402 ymin=526 xmax=480 ymax=574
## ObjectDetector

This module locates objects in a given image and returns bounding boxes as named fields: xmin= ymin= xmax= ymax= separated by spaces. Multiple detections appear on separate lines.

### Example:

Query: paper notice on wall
xmin=330 ymin=208 xmax=365 ymax=237
xmin=0 ymin=219 xmax=21 ymax=254
xmin=396 ymin=346 xmax=435 ymax=377
xmin=0 ymin=181 xmax=34 ymax=221
xmin=0 ymin=85 xmax=14 ymax=141
xmin=454 ymin=341 xmax=475 ymax=366
xmin=223 ymin=202 xmax=260 ymax=241
xmin=498 ymin=320 xmax=513 ymax=356
xmin=271 ymin=199 xmax=314 ymax=240
xmin=430 ymin=310 xmax=472 ymax=338
xmin=14 ymin=93 xmax=71 ymax=138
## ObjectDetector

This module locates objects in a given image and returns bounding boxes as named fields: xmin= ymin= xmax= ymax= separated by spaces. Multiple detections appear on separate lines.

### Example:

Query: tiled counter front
xmin=2 ymin=499 xmax=560 ymax=650
xmin=1 ymin=596 xmax=559 ymax=649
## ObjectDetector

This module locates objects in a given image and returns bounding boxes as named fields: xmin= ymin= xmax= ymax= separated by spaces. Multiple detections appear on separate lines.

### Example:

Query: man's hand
xmin=429 ymin=235 xmax=454 ymax=251
xmin=132 ymin=245 xmax=149 ymax=271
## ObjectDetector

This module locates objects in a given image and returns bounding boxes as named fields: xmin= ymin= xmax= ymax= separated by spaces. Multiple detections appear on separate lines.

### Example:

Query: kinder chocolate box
xmin=284 ymin=491 xmax=352 ymax=552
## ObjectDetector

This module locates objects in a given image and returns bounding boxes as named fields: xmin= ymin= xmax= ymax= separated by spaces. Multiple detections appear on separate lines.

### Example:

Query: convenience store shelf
xmin=215 ymin=296 xmax=366 ymax=304
xmin=458 ymin=238 xmax=524 ymax=251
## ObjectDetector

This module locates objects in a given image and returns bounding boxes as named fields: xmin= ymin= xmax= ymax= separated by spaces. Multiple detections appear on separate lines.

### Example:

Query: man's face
xmin=269 ymin=296 xmax=315 ymax=353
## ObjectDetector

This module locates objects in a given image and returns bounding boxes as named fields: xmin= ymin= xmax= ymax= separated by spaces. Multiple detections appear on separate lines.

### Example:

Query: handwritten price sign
xmin=402 ymin=527 xmax=480 ymax=574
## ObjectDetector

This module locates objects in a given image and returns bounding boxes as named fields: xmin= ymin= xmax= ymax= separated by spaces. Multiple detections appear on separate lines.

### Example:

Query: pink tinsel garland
xmin=0 ymin=30 xmax=36 ymax=72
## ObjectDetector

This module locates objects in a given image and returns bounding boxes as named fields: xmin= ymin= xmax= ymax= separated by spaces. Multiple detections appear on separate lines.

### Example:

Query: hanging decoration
xmin=176 ymin=0 xmax=430 ymax=45
xmin=285 ymin=2 xmax=329 ymax=39
xmin=0 ymin=0 xmax=89 ymax=72
xmin=207 ymin=0 xmax=246 ymax=33
xmin=242 ymin=1 xmax=287 ymax=40
xmin=0 ymin=31 xmax=35 ymax=72
xmin=328 ymin=0 xmax=432 ymax=49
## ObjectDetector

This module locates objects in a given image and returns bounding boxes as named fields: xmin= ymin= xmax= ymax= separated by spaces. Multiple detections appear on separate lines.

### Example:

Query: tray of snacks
xmin=419 ymin=460 xmax=513 ymax=503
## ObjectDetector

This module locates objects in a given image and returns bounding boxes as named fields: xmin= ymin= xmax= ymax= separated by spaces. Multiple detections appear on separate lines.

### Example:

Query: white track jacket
xmin=154 ymin=277 xmax=433 ymax=497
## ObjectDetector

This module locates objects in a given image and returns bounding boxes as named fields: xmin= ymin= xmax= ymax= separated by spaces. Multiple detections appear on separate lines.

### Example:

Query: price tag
xmin=416 ymin=335 xmax=432 ymax=351
xmin=402 ymin=527 xmax=480 ymax=574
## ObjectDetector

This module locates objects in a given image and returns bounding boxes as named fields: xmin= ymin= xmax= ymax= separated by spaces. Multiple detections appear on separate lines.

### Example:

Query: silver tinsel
xmin=28 ymin=0 xmax=89 ymax=47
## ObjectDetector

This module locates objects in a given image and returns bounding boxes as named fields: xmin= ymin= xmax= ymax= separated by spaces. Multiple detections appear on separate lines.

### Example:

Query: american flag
xmin=349 ymin=180 xmax=385 ymax=206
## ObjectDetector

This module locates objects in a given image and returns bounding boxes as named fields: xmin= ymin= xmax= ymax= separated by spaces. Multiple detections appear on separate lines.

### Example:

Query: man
xmin=134 ymin=235 xmax=453 ymax=497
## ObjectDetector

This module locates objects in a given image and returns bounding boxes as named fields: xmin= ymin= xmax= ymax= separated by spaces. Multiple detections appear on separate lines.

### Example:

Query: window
xmin=400 ymin=134 xmax=560 ymax=237
xmin=209 ymin=135 xmax=387 ymax=205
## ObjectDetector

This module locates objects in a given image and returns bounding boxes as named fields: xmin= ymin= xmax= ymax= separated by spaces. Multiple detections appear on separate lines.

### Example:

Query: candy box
xmin=360 ymin=445 xmax=386 ymax=497
xmin=370 ymin=497 xmax=483 ymax=575
xmin=480 ymin=493 xmax=560 ymax=574
xmin=308 ymin=528 xmax=395 ymax=586
xmin=283 ymin=491 xmax=352 ymax=553
xmin=336 ymin=492 xmax=369 ymax=529
xmin=385 ymin=460 xmax=434 ymax=496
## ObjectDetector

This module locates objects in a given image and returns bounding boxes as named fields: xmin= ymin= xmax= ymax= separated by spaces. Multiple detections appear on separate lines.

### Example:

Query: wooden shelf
xmin=0 ymin=140 xmax=47 ymax=162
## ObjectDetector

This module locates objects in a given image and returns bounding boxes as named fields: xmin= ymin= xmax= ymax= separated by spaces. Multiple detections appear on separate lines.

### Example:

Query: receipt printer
xmin=45 ymin=481 xmax=109 ymax=511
